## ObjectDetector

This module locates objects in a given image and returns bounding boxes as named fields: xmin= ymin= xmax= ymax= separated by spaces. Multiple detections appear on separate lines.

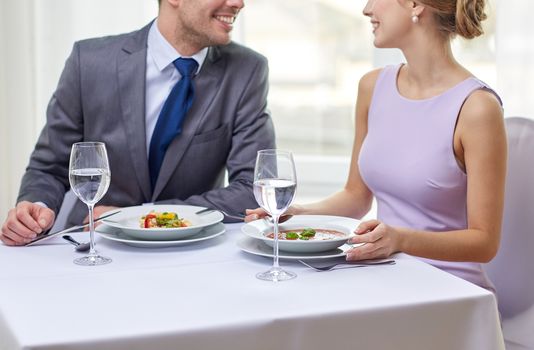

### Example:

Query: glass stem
xmin=88 ymin=204 xmax=97 ymax=256
xmin=272 ymin=215 xmax=280 ymax=269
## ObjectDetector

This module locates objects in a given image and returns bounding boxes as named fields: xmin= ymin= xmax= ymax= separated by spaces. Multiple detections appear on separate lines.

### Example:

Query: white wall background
xmin=1 ymin=1 xmax=40 ymax=219
xmin=496 ymin=0 xmax=534 ymax=117
xmin=1 ymin=0 xmax=533 ymax=221
xmin=0 ymin=0 xmax=158 ymax=219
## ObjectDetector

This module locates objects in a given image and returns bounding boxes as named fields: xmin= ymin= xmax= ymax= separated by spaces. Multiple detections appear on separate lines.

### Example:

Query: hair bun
xmin=455 ymin=0 xmax=487 ymax=39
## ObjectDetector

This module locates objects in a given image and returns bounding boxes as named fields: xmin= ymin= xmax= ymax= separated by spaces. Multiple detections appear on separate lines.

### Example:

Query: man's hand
xmin=82 ymin=205 xmax=119 ymax=230
xmin=0 ymin=201 xmax=55 ymax=246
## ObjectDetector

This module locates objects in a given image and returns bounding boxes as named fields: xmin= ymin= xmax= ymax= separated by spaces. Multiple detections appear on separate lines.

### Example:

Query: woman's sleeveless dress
xmin=358 ymin=64 xmax=502 ymax=292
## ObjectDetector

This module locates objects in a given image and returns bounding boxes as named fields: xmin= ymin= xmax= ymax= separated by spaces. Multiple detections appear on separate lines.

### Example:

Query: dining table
xmin=0 ymin=221 xmax=504 ymax=350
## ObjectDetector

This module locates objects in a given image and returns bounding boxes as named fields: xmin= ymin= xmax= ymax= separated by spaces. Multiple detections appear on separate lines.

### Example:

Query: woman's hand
xmin=244 ymin=208 xmax=267 ymax=222
xmin=346 ymin=219 xmax=401 ymax=260
xmin=244 ymin=207 xmax=296 ymax=223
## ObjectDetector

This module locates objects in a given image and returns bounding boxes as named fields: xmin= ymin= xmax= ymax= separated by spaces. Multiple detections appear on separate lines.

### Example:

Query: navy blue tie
xmin=149 ymin=58 xmax=198 ymax=189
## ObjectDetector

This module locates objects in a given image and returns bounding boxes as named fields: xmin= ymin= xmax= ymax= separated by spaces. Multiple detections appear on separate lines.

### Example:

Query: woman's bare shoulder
xmin=356 ymin=68 xmax=384 ymax=111
xmin=460 ymin=89 xmax=503 ymax=127
xmin=358 ymin=68 xmax=383 ymax=95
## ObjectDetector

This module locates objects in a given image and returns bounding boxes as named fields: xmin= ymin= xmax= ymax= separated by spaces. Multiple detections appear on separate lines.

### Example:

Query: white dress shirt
xmin=144 ymin=20 xmax=208 ymax=155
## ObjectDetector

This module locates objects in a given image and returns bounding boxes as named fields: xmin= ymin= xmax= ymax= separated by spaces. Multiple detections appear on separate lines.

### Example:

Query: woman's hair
xmin=418 ymin=0 xmax=487 ymax=39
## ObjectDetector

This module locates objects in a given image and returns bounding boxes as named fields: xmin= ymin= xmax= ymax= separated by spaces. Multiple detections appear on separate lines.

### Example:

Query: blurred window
xmin=236 ymin=0 xmax=497 ymax=157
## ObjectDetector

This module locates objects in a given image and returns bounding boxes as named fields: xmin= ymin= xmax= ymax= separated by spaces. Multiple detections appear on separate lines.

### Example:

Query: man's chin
xmin=207 ymin=34 xmax=232 ymax=47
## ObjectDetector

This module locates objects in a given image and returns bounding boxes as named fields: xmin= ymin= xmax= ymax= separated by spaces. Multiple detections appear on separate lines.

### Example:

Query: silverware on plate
xmin=195 ymin=208 xmax=278 ymax=224
xmin=195 ymin=208 xmax=244 ymax=221
xmin=196 ymin=208 xmax=275 ymax=224
xmin=298 ymin=259 xmax=396 ymax=272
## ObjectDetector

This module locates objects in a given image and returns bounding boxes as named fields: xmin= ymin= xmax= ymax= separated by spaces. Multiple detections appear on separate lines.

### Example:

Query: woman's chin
xmin=373 ymin=39 xmax=394 ymax=49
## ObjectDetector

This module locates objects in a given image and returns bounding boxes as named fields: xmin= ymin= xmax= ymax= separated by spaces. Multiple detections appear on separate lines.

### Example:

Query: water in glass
xmin=253 ymin=179 xmax=296 ymax=216
xmin=253 ymin=149 xmax=297 ymax=282
xmin=70 ymin=168 xmax=110 ymax=205
xmin=69 ymin=142 xmax=112 ymax=266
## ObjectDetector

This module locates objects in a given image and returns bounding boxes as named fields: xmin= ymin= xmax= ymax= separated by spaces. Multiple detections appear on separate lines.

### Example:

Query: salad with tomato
xmin=139 ymin=211 xmax=191 ymax=228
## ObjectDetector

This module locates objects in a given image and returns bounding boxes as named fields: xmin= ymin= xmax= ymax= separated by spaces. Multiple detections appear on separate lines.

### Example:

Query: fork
xmin=195 ymin=208 xmax=245 ymax=221
xmin=195 ymin=208 xmax=275 ymax=224
xmin=298 ymin=259 xmax=396 ymax=272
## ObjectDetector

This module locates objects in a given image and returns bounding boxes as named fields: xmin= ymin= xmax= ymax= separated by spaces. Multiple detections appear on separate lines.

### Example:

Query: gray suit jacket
xmin=18 ymin=22 xmax=275 ymax=225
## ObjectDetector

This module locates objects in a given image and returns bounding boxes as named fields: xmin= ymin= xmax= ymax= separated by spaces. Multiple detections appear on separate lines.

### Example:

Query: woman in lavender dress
xmin=247 ymin=0 xmax=506 ymax=292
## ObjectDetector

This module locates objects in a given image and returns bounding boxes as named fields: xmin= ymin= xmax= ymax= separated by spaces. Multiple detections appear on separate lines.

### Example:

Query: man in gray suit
xmin=1 ymin=0 xmax=275 ymax=245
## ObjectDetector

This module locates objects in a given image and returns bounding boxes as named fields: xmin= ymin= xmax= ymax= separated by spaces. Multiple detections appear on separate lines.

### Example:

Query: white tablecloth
xmin=0 ymin=223 xmax=504 ymax=350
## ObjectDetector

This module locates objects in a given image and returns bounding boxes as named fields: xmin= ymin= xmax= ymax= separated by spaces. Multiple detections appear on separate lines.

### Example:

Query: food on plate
xmin=265 ymin=228 xmax=346 ymax=241
xmin=139 ymin=211 xmax=191 ymax=228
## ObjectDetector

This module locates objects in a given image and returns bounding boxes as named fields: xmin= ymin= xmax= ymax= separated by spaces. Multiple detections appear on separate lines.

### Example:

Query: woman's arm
xmin=348 ymin=89 xmax=506 ymax=263
xmin=244 ymin=69 xmax=380 ymax=222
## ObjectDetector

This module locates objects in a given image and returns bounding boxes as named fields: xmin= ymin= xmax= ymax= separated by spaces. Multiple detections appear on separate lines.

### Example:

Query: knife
xmin=25 ymin=210 xmax=121 ymax=246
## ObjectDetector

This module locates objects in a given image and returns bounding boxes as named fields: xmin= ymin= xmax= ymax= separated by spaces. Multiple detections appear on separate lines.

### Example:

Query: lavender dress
xmin=358 ymin=64 xmax=502 ymax=292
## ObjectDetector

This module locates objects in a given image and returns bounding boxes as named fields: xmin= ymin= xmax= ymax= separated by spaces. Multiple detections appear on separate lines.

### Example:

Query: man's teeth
xmin=215 ymin=16 xmax=235 ymax=24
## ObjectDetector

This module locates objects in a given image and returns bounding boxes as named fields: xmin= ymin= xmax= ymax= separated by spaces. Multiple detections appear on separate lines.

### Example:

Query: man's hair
xmin=158 ymin=0 xmax=161 ymax=5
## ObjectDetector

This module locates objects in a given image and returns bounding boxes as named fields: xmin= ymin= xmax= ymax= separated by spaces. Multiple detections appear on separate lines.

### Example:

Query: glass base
xmin=256 ymin=267 xmax=297 ymax=282
xmin=74 ymin=254 xmax=112 ymax=266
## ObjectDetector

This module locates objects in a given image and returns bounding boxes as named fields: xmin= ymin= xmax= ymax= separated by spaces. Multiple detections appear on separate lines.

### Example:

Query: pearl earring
xmin=412 ymin=15 xmax=419 ymax=24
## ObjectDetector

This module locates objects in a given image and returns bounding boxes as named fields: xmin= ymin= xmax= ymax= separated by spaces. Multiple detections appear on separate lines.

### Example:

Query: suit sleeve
xmin=157 ymin=56 xmax=276 ymax=221
xmin=17 ymin=43 xmax=84 ymax=214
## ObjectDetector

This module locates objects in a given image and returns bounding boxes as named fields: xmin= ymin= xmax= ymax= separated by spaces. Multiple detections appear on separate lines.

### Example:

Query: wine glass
xmin=69 ymin=142 xmax=112 ymax=266
xmin=253 ymin=149 xmax=297 ymax=282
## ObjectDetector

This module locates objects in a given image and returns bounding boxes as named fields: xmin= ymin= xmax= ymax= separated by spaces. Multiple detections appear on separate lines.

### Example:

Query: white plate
xmin=237 ymin=236 xmax=352 ymax=260
xmin=241 ymin=215 xmax=358 ymax=253
xmin=97 ymin=223 xmax=225 ymax=248
xmin=101 ymin=205 xmax=224 ymax=241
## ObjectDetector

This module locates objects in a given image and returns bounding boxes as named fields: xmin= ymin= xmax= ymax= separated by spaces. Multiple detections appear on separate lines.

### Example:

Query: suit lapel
xmin=117 ymin=24 xmax=152 ymax=201
xmin=152 ymin=46 xmax=224 ymax=200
